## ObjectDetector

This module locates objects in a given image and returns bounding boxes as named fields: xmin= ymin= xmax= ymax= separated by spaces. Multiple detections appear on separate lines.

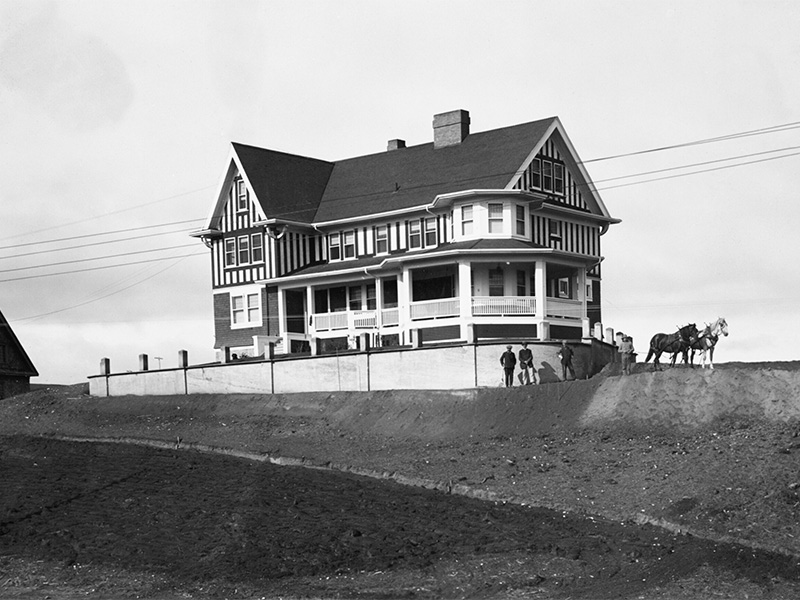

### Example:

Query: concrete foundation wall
xmin=88 ymin=340 xmax=616 ymax=396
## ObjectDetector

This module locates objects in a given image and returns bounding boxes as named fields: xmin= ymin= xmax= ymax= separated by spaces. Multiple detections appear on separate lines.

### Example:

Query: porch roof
xmin=261 ymin=238 xmax=599 ymax=286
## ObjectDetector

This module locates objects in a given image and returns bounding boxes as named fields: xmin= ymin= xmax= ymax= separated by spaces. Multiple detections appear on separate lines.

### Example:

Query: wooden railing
xmin=409 ymin=298 xmax=460 ymax=320
xmin=471 ymin=296 xmax=536 ymax=316
xmin=545 ymin=298 xmax=582 ymax=319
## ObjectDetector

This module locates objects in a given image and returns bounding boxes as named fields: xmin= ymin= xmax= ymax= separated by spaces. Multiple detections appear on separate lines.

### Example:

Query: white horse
xmin=693 ymin=317 xmax=729 ymax=369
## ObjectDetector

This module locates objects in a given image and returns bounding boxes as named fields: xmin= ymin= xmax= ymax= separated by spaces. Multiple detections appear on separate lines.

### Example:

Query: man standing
xmin=500 ymin=345 xmax=517 ymax=387
xmin=619 ymin=335 xmax=635 ymax=375
xmin=518 ymin=342 xmax=535 ymax=385
xmin=558 ymin=340 xmax=576 ymax=381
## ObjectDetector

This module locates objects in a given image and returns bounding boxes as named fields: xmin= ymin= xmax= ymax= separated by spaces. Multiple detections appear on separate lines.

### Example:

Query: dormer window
xmin=375 ymin=225 xmax=388 ymax=254
xmin=554 ymin=163 xmax=565 ymax=195
xmin=343 ymin=230 xmax=356 ymax=259
xmin=408 ymin=220 xmax=422 ymax=249
xmin=424 ymin=217 xmax=437 ymax=246
xmin=329 ymin=233 xmax=341 ymax=260
xmin=236 ymin=179 xmax=248 ymax=211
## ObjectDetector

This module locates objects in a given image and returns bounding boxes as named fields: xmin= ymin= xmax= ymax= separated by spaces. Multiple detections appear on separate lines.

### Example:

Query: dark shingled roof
xmin=315 ymin=118 xmax=556 ymax=222
xmin=232 ymin=143 xmax=333 ymax=223
xmin=234 ymin=118 xmax=557 ymax=224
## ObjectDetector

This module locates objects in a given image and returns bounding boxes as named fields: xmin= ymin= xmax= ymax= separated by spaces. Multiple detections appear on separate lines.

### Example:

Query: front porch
xmin=278 ymin=258 xmax=595 ymax=354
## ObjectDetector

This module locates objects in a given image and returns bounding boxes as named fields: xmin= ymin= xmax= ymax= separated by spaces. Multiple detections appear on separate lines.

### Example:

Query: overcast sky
xmin=2 ymin=0 xmax=799 ymax=383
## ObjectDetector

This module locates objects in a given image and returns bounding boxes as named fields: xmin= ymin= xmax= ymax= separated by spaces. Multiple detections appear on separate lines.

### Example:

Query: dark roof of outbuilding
xmin=234 ymin=117 xmax=557 ymax=224
xmin=0 ymin=309 xmax=38 ymax=378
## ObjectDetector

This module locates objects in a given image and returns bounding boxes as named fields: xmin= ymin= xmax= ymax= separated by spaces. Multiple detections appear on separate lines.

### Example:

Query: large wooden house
xmin=0 ymin=309 xmax=38 ymax=398
xmin=191 ymin=110 xmax=619 ymax=360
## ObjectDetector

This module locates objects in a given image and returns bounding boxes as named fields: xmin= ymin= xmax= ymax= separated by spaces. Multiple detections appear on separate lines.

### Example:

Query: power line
xmin=0 ymin=243 xmax=197 ymax=274
xmin=0 ymin=186 xmax=215 ymax=243
xmin=0 ymin=227 xmax=201 ymax=260
xmin=14 ymin=256 xmax=195 ymax=322
xmin=0 ymin=218 xmax=204 ymax=251
xmin=580 ymin=120 xmax=800 ymax=164
xmin=0 ymin=252 xmax=206 ymax=283
xmin=592 ymin=149 xmax=800 ymax=192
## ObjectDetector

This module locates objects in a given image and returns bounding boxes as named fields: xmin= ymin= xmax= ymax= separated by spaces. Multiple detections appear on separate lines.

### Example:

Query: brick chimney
xmin=433 ymin=109 xmax=470 ymax=148
xmin=387 ymin=139 xmax=406 ymax=151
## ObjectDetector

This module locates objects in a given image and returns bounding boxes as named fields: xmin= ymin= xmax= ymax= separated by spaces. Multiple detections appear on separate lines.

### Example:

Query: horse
xmin=689 ymin=317 xmax=729 ymax=369
xmin=645 ymin=323 xmax=699 ymax=370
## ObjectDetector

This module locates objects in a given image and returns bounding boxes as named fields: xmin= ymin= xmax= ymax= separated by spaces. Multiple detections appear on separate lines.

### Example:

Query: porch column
xmin=535 ymin=261 xmax=548 ymax=341
xmin=305 ymin=285 xmax=314 ymax=335
xmin=578 ymin=269 xmax=591 ymax=339
xmin=458 ymin=260 xmax=472 ymax=339
xmin=277 ymin=286 xmax=286 ymax=350
xmin=397 ymin=267 xmax=410 ymax=344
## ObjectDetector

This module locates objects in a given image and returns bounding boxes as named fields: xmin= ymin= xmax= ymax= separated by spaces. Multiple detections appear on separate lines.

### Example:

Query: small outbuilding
xmin=0 ymin=309 xmax=38 ymax=399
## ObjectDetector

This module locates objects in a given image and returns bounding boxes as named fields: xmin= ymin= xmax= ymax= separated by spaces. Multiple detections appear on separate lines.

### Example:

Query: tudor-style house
xmin=191 ymin=110 xmax=619 ymax=360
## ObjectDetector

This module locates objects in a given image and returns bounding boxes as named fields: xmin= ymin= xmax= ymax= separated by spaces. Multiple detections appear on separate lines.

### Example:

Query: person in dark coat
xmin=500 ymin=345 xmax=517 ymax=387
xmin=517 ymin=342 xmax=535 ymax=385
xmin=558 ymin=340 xmax=576 ymax=381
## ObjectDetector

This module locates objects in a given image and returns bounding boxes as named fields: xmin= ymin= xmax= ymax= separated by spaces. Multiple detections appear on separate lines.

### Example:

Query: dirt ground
xmin=1 ymin=362 xmax=800 ymax=599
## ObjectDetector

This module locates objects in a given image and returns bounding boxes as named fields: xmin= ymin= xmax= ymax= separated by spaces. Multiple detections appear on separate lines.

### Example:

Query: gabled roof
xmin=0 ymin=309 xmax=38 ymax=377
xmin=233 ymin=143 xmax=334 ymax=224
xmin=201 ymin=114 xmax=613 ymax=231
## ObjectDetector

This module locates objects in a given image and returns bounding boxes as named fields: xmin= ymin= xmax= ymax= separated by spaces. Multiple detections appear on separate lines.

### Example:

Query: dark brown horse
xmin=645 ymin=323 xmax=699 ymax=370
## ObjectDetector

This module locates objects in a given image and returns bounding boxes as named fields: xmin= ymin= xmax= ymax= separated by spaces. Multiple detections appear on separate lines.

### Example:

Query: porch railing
xmin=471 ymin=296 xmax=536 ymax=316
xmin=545 ymin=298 xmax=583 ymax=319
xmin=409 ymin=298 xmax=460 ymax=320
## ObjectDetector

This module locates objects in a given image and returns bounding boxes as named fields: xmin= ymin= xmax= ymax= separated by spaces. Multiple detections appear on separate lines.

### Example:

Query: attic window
xmin=236 ymin=179 xmax=248 ymax=211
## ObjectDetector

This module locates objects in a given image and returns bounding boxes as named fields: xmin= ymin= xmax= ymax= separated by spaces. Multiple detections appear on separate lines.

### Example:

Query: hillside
xmin=1 ymin=362 xmax=799 ymax=599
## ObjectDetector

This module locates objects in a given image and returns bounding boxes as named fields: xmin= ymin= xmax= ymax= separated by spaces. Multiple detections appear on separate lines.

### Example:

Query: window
xmin=366 ymin=283 xmax=376 ymax=310
xmin=488 ymin=203 xmax=503 ymax=234
xmin=531 ymin=158 xmax=542 ymax=188
xmin=586 ymin=283 xmax=594 ymax=302
xmin=558 ymin=277 xmax=570 ymax=299
xmin=237 ymin=235 xmax=250 ymax=264
xmin=236 ymin=179 xmax=248 ymax=211
xmin=542 ymin=161 xmax=553 ymax=191
xmin=329 ymin=233 xmax=341 ymax=261
xmin=374 ymin=225 xmax=388 ymax=254
xmin=224 ymin=239 xmax=236 ymax=267
xmin=343 ymin=230 xmax=356 ymax=258
xmin=348 ymin=286 xmax=362 ymax=311
xmin=516 ymin=206 xmax=526 ymax=236
xmin=424 ymin=217 xmax=437 ymax=246
xmin=516 ymin=270 xmax=526 ymax=296
xmin=408 ymin=220 xmax=421 ymax=249
xmin=549 ymin=219 xmax=562 ymax=241
xmin=231 ymin=290 xmax=261 ymax=327
xmin=554 ymin=163 xmax=565 ymax=194
xmin=489 ymin=268 xmax=504 ymax=296
xmin=461 ymin=205 xmax=473 ymax=235
xmin=251 ymin=233 xmax=263 ymax=263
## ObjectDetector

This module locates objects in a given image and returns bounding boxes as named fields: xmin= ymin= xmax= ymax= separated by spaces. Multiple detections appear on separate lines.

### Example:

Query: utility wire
xmin=0 ymin=186 xmax=215 ymax=243
xmin=0 ymin=244 xmax=198 ymax=274
xmin=0 ymin=218 xmax=204 ymax=251
xmin=14 ymin=256 xmax=194 ymax=322
xmin=0 ymin=227 xmax=200 ymax=260
xmin=0 ymin=252 xmax=206 ymax=283
xmin=579 ymin=120 xmax=800 ymax=164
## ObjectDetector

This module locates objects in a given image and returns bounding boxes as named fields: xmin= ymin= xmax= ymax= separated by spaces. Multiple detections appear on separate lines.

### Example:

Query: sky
xmin=1 ymin=0 xmax=799 ymax=384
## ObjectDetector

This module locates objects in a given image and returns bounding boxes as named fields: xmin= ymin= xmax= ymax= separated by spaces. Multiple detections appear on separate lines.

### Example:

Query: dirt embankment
xmin=1 ymin=363 xmax=800 ymax=599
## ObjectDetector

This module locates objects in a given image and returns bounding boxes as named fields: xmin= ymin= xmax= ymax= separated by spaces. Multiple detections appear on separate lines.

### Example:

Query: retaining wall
xmin=88 ymin=339 xmax=618 ymax=397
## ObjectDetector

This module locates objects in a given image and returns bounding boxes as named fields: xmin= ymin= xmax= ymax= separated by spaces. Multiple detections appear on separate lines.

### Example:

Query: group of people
xmin=499 ymin=340 xmax=576 ymax=387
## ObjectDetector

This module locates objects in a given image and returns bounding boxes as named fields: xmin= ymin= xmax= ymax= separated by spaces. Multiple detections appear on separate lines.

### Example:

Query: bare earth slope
xmin=1 ymin=362 xmax=799 ymax=599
